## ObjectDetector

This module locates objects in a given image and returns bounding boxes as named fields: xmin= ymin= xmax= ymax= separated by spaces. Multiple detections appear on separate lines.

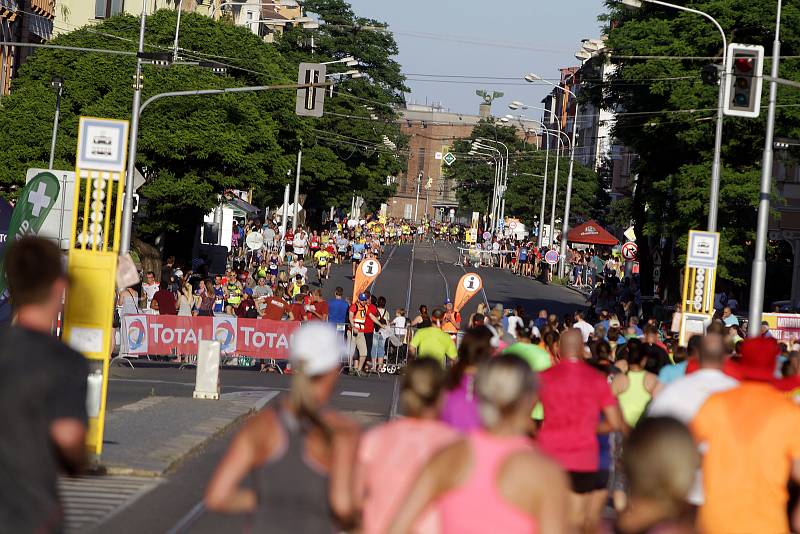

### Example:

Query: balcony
xmin=30 ymin=0 xmax=54 ymax=18
xmin=0 ymin=0 xmax=18 ymax=20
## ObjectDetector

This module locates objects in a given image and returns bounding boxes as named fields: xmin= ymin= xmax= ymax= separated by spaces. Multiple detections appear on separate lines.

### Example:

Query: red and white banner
xmin=121 ymin=315 xmax=300 ymax=359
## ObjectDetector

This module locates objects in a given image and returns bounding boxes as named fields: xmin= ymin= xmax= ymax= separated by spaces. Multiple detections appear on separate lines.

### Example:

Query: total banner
xmin=121 ymin=315 xmax=300 ymax=358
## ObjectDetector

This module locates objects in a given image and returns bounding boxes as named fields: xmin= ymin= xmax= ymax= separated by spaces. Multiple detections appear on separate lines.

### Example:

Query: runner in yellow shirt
xmin=314 ymin=248 xmax=333 ymax=286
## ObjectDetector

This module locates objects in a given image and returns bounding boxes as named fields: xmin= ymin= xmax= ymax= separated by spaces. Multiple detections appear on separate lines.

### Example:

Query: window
xmin=404 ymin=204 xmax=413 ymax=219
xmin=95 ymin=0 xmax=123 ymax=18
xmin=417 ymin=147 xmax=425 ymax=174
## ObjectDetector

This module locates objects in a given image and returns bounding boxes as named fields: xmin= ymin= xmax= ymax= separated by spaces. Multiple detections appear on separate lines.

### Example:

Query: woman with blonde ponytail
xmin=390 ymin=356 xmax=570 ymax=534
xmin=354 ymin=359 xmax=459 ymax=534
xmin=205 ymin=323 xmax=360 ymax=533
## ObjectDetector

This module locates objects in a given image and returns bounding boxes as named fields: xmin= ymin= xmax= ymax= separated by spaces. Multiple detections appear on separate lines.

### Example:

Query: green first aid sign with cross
xmin=0 ymin=171 xmax=61 ymax=295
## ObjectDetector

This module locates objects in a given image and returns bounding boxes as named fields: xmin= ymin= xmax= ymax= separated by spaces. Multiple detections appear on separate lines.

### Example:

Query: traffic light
xmin=723 ymin=43 xmax=764 ymax=118
xmin=295 ymin=63 xmax=327 ymax=118
xmin=701 ymin=64 xmax=720 ymax=85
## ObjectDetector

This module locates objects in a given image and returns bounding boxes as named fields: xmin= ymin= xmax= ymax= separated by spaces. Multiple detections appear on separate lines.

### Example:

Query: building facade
xmin=1 ymin=0 xmax=55 ymax=96
xmin=386 ymin=103 xmax=541 ymax=222
xmin=540 ymin=37 xmax=636 ymax=200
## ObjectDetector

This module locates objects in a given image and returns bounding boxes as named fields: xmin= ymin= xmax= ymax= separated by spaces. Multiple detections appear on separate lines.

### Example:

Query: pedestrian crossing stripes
xmin=58 ymin=476 xmax=162 ymax=533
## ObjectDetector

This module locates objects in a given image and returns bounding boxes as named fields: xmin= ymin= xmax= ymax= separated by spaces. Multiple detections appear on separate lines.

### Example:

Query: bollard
xmin=194 ymin=340 xmax=220 ymax=400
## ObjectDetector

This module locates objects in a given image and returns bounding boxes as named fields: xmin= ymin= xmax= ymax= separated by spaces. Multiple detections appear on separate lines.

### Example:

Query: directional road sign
xmin=621 ymin=241 xmax=638 ymax=261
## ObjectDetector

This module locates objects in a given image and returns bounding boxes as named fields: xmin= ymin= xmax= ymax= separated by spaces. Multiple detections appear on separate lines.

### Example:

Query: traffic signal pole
xmin=748 ymin=0 xmax=783 ymax=336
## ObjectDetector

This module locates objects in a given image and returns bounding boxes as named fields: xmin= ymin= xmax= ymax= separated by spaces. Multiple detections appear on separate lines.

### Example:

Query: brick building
xmin=1 ymin=0 xmax=55 ymax=96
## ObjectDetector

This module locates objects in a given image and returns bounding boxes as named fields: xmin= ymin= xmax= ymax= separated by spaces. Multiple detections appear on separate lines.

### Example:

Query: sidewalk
xmin=100 ymin=391 xmax=278 ymax=476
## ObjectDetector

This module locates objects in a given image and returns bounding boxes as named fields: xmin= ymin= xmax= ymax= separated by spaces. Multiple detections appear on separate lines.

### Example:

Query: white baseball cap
xmin=290 ymin=322 xmax=345 ymax=376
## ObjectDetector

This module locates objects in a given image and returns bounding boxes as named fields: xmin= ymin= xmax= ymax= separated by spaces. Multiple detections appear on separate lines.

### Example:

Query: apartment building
xmin=0 ymin=0 xmax=55 ymax=96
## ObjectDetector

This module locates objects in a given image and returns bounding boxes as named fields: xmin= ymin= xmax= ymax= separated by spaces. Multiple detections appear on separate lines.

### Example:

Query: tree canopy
xmin=0 ymin=2 xmax=407 ymax=242
xmin=597 ymin=0 xmax=800 ymax=289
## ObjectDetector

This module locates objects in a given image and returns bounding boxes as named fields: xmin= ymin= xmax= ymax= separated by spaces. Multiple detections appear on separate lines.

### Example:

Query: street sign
xmin=434 ymin=151 xmax=443 ymax=160
xmin=482 ymin=231 xmax=491 ymax=241
xmin=541 ymin=224 xmax=551 ymax=247
xmin=296 ymin=62 xmax=327 ymax=118
xmin=468 ymin=228 xmax=478 ymax=243
xmin=621 ymin=241 xmax=638 ymax=261
xmin=245 ymin=232 xmax=264 ymax=251
xmin=687 ymin=230 xmax=720 ymax=269
xmin=443 ymin=152 xmax=456 ymax=166
xmin=624 ymin=225 xmax=637 ymax=242
xmin=497 ymin=220 xmax=505 ymax=231
xmin=545 ymin=250 xmax=559 ymax=265
xmin=77 ymin=118 xmax=129 ymax=172
xmin=509 ymin=221 xmax=518 ymax=230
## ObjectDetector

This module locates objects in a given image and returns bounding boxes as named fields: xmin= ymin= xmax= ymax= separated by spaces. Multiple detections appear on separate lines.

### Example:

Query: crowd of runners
xmin=203 ymin=310 xmax=800 ymax=533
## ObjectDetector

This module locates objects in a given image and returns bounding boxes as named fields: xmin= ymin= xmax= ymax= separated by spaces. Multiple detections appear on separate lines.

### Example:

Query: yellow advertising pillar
xmin=678 ymin=230 xmax=721 ymax=346
xmin=62 ymin=117 xmax=130 ymax=457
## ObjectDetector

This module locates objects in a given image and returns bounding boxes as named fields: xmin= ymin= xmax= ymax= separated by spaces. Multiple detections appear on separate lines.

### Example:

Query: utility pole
xmin=748 ymin=0 xmax=783 ymax=336
xmin=292 ymin=144 xmax=302 ymax=231
xmin=172 ymin=0 xmax=184 ymax=62
xmin=119 ymin=6 xmax=146 ymax=255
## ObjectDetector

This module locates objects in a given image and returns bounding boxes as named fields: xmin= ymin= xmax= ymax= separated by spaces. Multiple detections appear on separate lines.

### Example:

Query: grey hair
xmin=475 ymin=356 xmax=538 ymax=429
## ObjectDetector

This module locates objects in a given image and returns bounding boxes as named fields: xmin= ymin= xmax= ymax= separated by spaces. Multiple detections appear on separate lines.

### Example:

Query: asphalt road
xmin=92 ymin=239 xmax=586 ymax=533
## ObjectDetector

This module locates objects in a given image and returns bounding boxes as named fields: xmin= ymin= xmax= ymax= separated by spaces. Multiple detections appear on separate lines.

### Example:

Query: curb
xmin=101 ymin=391 xmax=279 ymax=477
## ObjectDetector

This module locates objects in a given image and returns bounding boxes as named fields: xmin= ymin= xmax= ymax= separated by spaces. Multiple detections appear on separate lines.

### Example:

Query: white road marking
xmin=340 ymin=391 xmax=370 ymax=398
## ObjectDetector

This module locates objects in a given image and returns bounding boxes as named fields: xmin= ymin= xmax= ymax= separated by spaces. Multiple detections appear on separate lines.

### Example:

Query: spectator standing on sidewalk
xmin=151 ymin=273 xmax=177 ymax=315
xmin=328 ymin=287 xmax=349 ymax=328
xmin=0 ymin=237 xmax=89 ymax=533
xmin=141 ymin=270 xmax=159 ymax=311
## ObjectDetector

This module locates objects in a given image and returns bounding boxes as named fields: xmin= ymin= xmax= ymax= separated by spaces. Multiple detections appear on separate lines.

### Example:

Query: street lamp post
xmin=621 ymin=0 xmax=727 ymax=232
xmin=48 ymin=76 xmax=64 ymax=170
xmin=748 ymin=0 xmax=783 ymax=335
xmin=120 ymin=6 xmax=147 ymax=255
xmin=509 ymin=101 xmax=569 ymax=249
xmin=476 ymin=138 xmax=509 ymax=235
xmin=524 ymin=74 xmax=580 ymax=278
xmin=414 ymin=172 xmax=422 ymax=222
xmin=472 ymin=143 xmax=503 ymax=231
xmin=505 ymin=113 xmax=568 ymax=249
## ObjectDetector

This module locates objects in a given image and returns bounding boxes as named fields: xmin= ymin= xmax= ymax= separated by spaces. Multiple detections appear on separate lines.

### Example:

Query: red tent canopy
xmin=567 ymin=220 xmax=618 ymax=246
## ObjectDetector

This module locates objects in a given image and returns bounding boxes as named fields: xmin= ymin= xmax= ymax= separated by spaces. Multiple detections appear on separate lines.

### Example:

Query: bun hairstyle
xmin=475 ymin=355 xmax=538 ymax=429
xmin=400 ymin=359 xmax=447 ymax=417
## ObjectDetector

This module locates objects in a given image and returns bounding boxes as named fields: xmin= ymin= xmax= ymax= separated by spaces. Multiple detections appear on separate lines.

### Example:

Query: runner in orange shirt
xmin=691 ymin=337 xmax=800 ymax=534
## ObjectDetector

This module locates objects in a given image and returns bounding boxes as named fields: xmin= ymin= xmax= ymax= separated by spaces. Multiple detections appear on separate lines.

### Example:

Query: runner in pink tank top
xmin=389 ymin=356 xmax=569 ymax=534
xmin=437 ymin=431 xmax=538 ymax=534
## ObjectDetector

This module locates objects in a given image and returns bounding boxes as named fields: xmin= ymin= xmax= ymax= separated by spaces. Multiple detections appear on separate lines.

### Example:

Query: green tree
xmin=0 ymin=10 xmax=306 ymax=241
xmin=446 ymin=120 xmax=602 ymax=233
xmin=275 ymin=0 xmax=408 ymax=217
xmin=597 ymin=0 xmax=800 ymax=292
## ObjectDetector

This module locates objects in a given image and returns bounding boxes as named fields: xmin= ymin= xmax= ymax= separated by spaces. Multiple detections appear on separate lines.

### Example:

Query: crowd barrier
xmin=121 ymin=315 xmax=300 ymax=359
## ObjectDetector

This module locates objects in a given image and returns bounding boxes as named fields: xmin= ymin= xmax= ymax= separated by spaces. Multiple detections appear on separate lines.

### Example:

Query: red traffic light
xmin=734 ymin=57 xmax=754 ymax=72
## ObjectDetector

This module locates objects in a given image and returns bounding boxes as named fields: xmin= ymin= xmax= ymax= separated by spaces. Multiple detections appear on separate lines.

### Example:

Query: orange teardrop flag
xmin=352 ymin=258 xmax=382 ymax=302
xmin=454 ymin=272 xmax=483 ymax=313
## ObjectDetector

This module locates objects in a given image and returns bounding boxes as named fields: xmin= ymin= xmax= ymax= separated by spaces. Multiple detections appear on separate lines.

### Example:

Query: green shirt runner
xmin=410 ymin=327 xmax=457 ymax=367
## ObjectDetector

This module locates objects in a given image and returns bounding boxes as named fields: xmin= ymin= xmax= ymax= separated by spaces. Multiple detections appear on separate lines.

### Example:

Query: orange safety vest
xmin=442 ymin=310 xmax=461 ymax=335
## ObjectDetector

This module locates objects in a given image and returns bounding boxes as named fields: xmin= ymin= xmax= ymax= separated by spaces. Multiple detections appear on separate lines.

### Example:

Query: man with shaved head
xmin=537 ymin=328 xmax=626 ymax=534
xmin=648 ymin=333 xmax=738 ymax=424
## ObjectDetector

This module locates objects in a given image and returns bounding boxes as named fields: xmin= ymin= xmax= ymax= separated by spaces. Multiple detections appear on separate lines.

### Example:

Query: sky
xmin=346 ymin=0 xmax=607 ymax=116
